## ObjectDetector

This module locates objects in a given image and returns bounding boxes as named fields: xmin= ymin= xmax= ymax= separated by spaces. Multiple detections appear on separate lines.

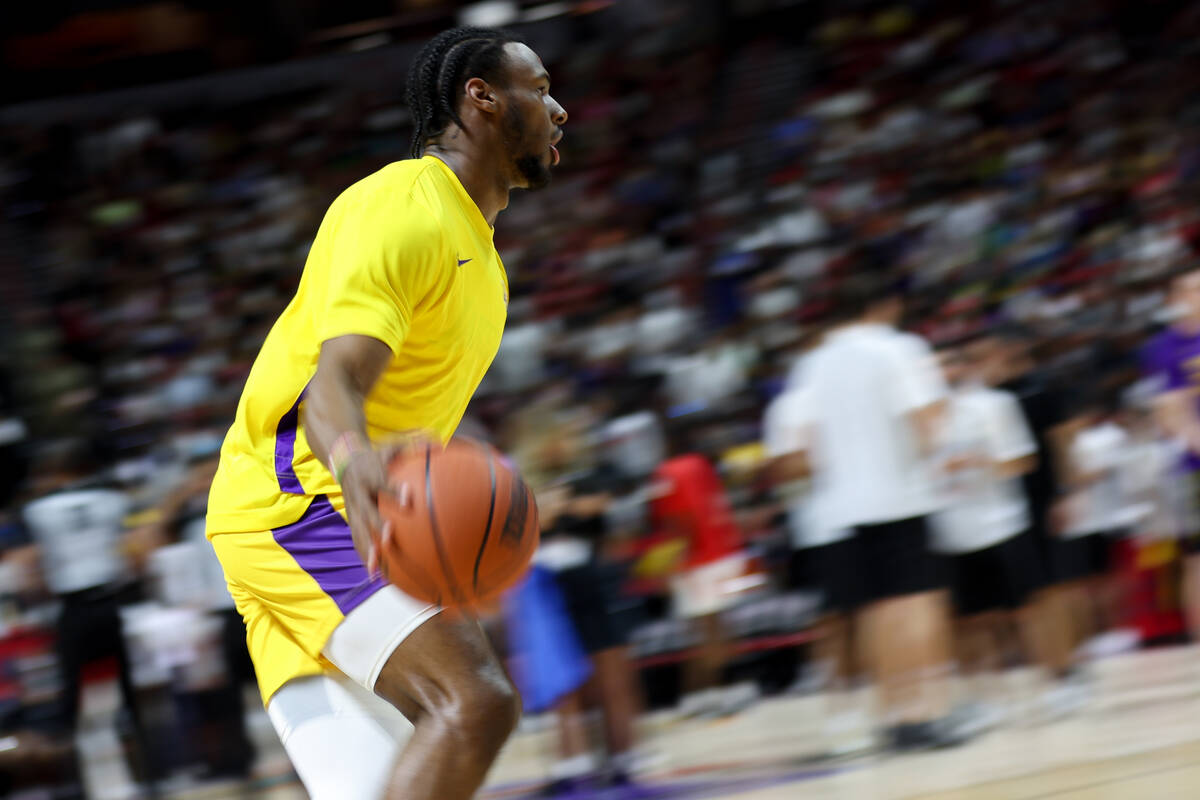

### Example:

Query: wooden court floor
xmin=81 ymin=645 xmax=1200 ymax=799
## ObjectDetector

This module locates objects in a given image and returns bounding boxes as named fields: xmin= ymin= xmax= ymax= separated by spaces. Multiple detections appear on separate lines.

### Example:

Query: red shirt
xmin=651 ymin=454 xmax=743 ymax=567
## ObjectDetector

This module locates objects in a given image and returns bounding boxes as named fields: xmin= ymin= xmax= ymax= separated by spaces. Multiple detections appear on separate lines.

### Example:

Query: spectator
xmin=781 ymin=273 xmax=959 ymax=751
xmin=1144 ymin=267 xmax=1200 ymax=640
xmin=20 ymin=442 xmax=158 ymax=792
xmin=931 ymin=337 xmax=1077 ymax=730
xmin=763 ymin=385 xmax=867 ymax=756
xmin=650 ymin=420 xmax=748 ymax=718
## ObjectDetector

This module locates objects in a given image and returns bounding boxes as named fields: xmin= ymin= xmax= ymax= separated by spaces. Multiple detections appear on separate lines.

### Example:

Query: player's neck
xmin=425 ymin=146 xmax=508 ymax=227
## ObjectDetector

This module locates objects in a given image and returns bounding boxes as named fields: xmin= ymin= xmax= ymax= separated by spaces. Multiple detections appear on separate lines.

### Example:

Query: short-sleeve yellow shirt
xmin=207 ymin=156 xmax=508 ymax=535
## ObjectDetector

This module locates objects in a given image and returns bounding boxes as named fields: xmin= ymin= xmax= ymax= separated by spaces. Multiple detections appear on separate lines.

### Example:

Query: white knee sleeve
xmin=267 ymin=674 xmax=413 ymax=800
xmin=323 ymin=584 xmax=441 ymax=691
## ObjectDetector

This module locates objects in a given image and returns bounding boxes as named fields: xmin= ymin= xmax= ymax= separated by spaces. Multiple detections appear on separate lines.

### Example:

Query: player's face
xmin=498 ymin=43 xmax=567 ymax=190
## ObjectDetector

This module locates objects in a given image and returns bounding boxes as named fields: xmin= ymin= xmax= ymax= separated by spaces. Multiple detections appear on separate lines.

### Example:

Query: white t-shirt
xmin=932 ymin=385 xmax=1037 ymax=554
xmin=663 ymin=345 xmax=752 ymax=409
xmin=149 ymin=518 xmax=235 ymax=611
xmin=601 ymin=411 xmax=666 ymax=480
xmin=1120 ymin=434 xmax=1182 ymax=540
xmin=635 ymin=306 xmax=696 ymax=356
xmin=1067 ymin=422 xmax=1136 ymax=537
xmin=24 ymin=488 xmax=130 ymax=595
xmin=787 ymin=324 xmax=947 ymax=529
xmin=490 ymin=321 xmax=553 ymax=392
xmin=762 ymin=390 xmax=851 ymax=549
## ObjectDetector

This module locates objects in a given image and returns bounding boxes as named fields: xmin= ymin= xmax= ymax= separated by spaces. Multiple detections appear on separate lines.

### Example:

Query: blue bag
xmin=503 ymin=565 xmax=593 ymax=714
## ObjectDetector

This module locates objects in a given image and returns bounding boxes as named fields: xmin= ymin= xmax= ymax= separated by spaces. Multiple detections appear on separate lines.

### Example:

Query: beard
xmin=503 ymin=106 xmax=553 ymax=190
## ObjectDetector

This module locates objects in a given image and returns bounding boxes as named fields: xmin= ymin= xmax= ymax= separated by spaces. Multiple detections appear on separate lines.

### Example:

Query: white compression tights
xmin=266 ymin=672 xmax=414 ymax=800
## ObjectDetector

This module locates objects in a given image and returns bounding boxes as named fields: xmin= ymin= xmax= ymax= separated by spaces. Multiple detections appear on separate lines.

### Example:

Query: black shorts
xmin=949 ymin=531 xmax=1046 ymax=617
xmin=554 ymin=562 xmax=629 ymax=654
xmin=788 ymin=537 xmax=869 ymax=614
xmin=852 ymin=516 xmax=947 ymax=602
xmin=790 ymin=516 xmax=946 ymax=612
xmin=1051 ymin=531 xmax=1117 ymax=582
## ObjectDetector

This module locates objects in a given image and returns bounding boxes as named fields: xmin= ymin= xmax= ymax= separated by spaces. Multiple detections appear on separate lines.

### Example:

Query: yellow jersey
xmin=207 ymin=156 xmax=508 ymax=535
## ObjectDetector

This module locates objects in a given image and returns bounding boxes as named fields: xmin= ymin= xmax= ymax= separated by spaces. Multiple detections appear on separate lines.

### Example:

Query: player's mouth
xmin=550 ymin=132 xmax=563 ymax=166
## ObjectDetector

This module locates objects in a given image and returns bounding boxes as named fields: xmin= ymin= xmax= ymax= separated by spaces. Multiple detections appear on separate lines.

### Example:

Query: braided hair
xmin=406 ymin=27 xmax=519 ymax=159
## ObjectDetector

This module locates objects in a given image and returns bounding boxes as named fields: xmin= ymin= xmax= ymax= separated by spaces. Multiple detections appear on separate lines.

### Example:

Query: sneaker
xmin=678 ymin=689 xmax=721 ymax=718
xmin=718 ymin=682 xmax=761 ymax=716
xmin=540 ymin=775 xmax=599 ymax=797
xmin=1079 ymin=629 xmax=1140 ymax=661
xmin=887 ymin=718 xmax=969 ymax=753
xmin=823 ymin=710 xmax=875 ymax=757
xmin=1040 ymin=678 xmax=1090 ymax=720
xmin=605 ymin=771 xmax=664 ymax=798
xmin=946 ymin=701 xmax=1007 ymax=739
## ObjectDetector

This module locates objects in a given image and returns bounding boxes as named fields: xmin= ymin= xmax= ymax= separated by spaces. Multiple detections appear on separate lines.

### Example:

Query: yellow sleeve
xmin=315 ymin=187 xmax=447 ymax=355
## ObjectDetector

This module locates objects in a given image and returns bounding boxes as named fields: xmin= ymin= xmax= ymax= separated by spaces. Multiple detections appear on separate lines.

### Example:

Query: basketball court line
xmin=910 ymin=741 xmax=1200 ymax=800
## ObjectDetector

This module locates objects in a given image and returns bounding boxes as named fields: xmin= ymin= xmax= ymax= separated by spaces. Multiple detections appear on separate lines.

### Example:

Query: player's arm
xmin=993 ymin=454 xmax=1036 ymax=480
xmin=986 ymin=393 xmax=1039 ymax=480
xmin=762 ymin=389 xmax=814 ymax=483
xmin=767 ymin=451 xmax=811 ymax=483
xmin=302 ymin=334 xmax=395 ymax=572
xmin=887 ymin=339 xmax=948 ymax=458
xmin=302 ymin=192 xmax=445 ymax=570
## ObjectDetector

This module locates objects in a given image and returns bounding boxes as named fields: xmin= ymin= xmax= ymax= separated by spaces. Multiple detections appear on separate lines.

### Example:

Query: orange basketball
xmin=377 ymin=437 xmax=539 ymax=610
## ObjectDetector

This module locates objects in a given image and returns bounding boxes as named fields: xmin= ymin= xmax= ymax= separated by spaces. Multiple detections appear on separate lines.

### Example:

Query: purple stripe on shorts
xmin=274 ymin=387 xmax=307 ymax=494
xmin=273 ymin=495 xmax=387 ymax=615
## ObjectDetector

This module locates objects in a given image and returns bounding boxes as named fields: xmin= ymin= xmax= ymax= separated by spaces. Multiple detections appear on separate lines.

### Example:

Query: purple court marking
xmin=274 ymin=386 xmax=308 ymax=494
xmin=272 ymin=495 xmax=386 ymax=614
xmin=481 ymin=762 xmax=854 ymax=800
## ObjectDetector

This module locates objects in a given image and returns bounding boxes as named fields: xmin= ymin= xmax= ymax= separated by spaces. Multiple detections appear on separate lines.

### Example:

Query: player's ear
xmin=464 ymin=78 xmax=498 ymax=114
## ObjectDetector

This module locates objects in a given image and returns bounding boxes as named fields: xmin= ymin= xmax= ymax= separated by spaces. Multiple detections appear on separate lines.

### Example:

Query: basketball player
xmin=204 ymin=28 xmax=567 ymax=800
xmin=1145 ymin=268 xmax=1200 ymax=642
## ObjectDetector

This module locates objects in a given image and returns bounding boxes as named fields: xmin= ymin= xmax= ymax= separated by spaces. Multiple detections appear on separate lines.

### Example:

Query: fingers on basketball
xmin=376 ymin=438 xmax=540 ymax=610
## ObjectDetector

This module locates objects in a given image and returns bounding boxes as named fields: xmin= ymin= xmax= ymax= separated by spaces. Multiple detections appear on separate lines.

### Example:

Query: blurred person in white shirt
xmin=20 ymin=442 xmax=159 ymax=789
xmin=932 ymin=337 xmax=1077 ymax=728
xmin=780 ymin=272 xmax=961 ymax=751
xmin=764 ymin=386 xmax=868 ymax=755
xmin=1143 ymin=267 xmax=1200 ymax=641
xmin=1057 ymin=390 xmax=1139 ymax=657
xmin=634 ymin=287 xmax=698 ymax=364
xmin=487 ymin=299 xmax=558 ymax=394
xmin=145 ymin=452 xmax=257 ymax=780
xmin=591 ymin=376 xmax=669 ymax=485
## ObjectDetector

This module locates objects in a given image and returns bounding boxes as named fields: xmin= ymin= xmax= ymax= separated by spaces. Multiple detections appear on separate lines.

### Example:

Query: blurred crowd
xmin=3 ymin=0 xmax=1200 ymax=794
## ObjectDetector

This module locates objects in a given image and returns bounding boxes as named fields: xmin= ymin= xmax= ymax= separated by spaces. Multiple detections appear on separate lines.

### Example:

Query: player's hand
xmin=340 ymin=431 xmax=437 ymax=575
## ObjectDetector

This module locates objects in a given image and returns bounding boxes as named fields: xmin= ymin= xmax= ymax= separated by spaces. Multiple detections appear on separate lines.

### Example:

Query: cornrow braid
xmin=406 ymin=26 xmax=519 ymax=159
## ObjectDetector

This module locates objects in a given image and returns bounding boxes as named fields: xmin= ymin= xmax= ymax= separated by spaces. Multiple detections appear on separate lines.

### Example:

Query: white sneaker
xmin=1040 ymin=679 xmax=1090 ymax=720
xmin=678 ymin=689 xmax=721 ymax=718
xmin=718 ymin=682 xmax=761 ymax=716
xmin=1081 ymin=629 xmax=1140 ymax=660
xmin=823 ymin=710 xmax=875 ymax=757
xmin=948 ymin=701 xmax=1007 ymax=738
xmin=787 ymin=661 xmax=835 ymax=696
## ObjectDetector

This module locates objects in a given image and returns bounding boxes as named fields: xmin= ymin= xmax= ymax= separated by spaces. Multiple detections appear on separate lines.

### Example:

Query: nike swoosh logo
xmin=457 ymin=258 xmax=472 ymax=267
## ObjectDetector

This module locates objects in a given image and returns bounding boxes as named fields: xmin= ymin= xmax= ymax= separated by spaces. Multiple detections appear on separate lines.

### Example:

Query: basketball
xmin=377 ymin=438 xmax=539 ymax=609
